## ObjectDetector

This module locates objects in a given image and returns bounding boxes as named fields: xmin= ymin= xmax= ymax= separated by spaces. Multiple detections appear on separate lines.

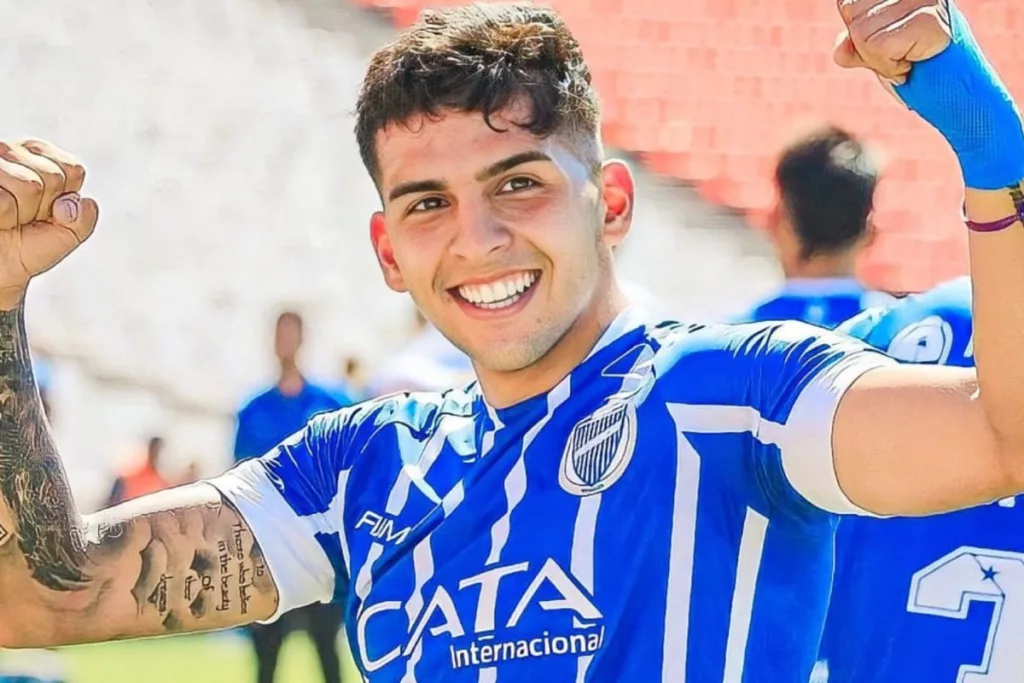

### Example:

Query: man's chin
xmin=469 ymin=337 xmax=554 ymax=375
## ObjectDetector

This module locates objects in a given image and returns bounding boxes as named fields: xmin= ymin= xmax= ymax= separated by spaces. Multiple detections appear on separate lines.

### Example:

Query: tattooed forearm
xmin=0 ymin=304 xmax=88 ymax=591
xmin=93 ymin=491 xmax=277 ymax=638
xmin=0 ymin=304 xmax=278 ymax=648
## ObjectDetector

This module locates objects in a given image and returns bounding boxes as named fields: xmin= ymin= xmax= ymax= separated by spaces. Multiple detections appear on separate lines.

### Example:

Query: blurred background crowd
xmin=1 ymin=0 xmax=1022 ymax=681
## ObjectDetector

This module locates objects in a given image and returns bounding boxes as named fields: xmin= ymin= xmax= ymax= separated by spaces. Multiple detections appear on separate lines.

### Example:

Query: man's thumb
xmin=51 ymin=193 xmax=98 ymax=244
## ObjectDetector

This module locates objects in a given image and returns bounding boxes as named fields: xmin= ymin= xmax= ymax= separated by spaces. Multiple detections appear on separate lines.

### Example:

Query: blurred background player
xmin=814 ymin=276 xmax=1024 ymax=682
xmin=364 ymin=308 xmax=474 ymax=396
xmin=106 ymin=436 xmax=171 ymax=507
xmin=736 ymin=125 xmax=892 ymax=327
xmin=233 ymin=311 xmax=348 ymax=683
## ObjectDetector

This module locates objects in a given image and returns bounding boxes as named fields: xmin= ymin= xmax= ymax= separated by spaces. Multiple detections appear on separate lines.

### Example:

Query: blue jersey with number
xmin=816 ymin=276 xmax=1024 ymax=683
xmin=210 ymin=309 xmax=892 ymax=682
xmin=738 ymin=278 xmax=893 ymax=329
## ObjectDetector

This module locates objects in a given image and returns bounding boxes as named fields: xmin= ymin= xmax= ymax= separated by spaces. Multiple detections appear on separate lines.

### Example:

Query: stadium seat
xmin=360 ymin=0 xmax=1024 ymax=293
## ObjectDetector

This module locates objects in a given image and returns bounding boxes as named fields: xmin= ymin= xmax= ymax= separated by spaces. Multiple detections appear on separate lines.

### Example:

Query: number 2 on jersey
xmin=908 ymin=546 xmax=1024 ymax=682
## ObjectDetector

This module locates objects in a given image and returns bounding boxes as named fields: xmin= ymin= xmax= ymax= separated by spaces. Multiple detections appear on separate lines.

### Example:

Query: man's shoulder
xmin=236 ymin=385 xmax=280 ymax=416
xmin=302 ymin=381 xmax=351 ymax=408
xmin=302 ymin=386 xmax=480 ymax=464
xmin=652 ymin=318 xmax=856 ymax=363
xmin=648 ymin=318 xmax=878 ymax=404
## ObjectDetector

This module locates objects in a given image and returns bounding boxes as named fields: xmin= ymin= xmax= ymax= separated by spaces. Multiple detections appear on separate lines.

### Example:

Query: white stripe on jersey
xmin=404 ymin=416 xmax=474 ymax=505
xmin=485 ymin=378 xmax=571 ymax=566
xmin=301 ymin=468 xmax=351 ymax=576
xmin=662 ymin=408 xmax=702 ymax=682
xmin=401 ymin=539 xmax=436 ymax=683
xmin=723 ymin=508 xmax=769 ymax=683
xmin=355 ymin=419 xmax=452 ymax=601
xmin=572 ymin=493 xmax=601 ymax=682
xmin=443 ymin=481 xmax=465 ymax=516
xmin=663 ymin=393 xmax=858 ymax=680
xmin=479 ymin=378 xmax=571 ymax=683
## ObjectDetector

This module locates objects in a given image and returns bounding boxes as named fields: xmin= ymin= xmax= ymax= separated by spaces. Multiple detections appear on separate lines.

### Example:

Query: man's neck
xmin=476 ymin=286 xmax=629 ymax=410
xmin=783 ymin=254 xmax=857 ymax=280
xmin=277 ymin=366 xmax=305 ymax=397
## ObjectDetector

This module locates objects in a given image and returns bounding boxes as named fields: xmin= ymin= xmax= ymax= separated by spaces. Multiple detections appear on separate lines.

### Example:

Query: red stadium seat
xmin=358 ymin=0 xmax=1024 ymax=293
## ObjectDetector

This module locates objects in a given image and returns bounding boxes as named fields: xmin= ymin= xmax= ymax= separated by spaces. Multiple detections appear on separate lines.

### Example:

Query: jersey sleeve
xmin=208 ymin=408 xmax=356 ymax=622
xmin=730 ymin=322 xmax=897 ymax=516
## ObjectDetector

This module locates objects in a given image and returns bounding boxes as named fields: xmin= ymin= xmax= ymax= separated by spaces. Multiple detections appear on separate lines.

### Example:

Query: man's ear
xmin=600 ymin=160 xmax=635 ymax=247
xmin=862 ymin=211 xmax=878 ymax=249
xmin=370 ymin=212 xmax=407 ymax=292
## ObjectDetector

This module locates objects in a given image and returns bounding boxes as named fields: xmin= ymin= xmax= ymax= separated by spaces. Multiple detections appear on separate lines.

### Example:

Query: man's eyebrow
xmin=475 ymin=151 xmax=554 ymax=181
xmin=385 ymin=152 xmax=553 ymax=203
xmin=387 ymin=179 xmax=448 ymax=204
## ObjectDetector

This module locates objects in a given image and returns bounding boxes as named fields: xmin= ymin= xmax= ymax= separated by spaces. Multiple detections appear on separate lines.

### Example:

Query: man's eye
xmin=410 ymin=197 xmax=448 ymax=213
xmin=498 ymin=177 xmax=538 ymax=193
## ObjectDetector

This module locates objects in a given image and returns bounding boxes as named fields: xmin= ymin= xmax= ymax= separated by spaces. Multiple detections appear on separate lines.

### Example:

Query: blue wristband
xmin=893 ymin=1 xmax=1024 ymax=190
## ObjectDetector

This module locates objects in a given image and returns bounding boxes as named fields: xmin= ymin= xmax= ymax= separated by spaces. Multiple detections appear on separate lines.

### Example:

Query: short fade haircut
xmin=354 ymin=3 xmax=601 ymax=185
xmin=774 ymin=125 xmax=878 ymax=261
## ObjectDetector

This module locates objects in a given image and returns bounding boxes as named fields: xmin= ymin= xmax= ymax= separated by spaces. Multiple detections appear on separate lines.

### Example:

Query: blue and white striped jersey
xmin=817 ymin=277 xmax=1024 ymax=683
xmin=738 ymin=277 xmax=893 ymax=329
xmin=211 ymin=308 xmax=892 ymax=682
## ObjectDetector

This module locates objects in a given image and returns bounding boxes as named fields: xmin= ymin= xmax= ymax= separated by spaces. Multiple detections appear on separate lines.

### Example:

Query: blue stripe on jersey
xmin=820 ymin=276 xmax=1024 ymax=682
xmin=211 ymin=309 xmax=891 ymax=682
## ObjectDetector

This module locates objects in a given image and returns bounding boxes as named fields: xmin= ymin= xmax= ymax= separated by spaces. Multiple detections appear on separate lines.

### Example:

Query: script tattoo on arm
xmin=0 ymin=304 xmax=278 ymax=647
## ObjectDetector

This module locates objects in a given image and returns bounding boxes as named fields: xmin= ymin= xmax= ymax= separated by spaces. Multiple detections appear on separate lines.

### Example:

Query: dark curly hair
xmin=355 ymin=3 xmax=602 ymax=185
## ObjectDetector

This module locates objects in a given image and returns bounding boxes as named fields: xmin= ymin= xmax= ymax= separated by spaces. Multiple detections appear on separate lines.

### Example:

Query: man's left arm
xmin=829 ymin=0 xmax=1024 ymax=516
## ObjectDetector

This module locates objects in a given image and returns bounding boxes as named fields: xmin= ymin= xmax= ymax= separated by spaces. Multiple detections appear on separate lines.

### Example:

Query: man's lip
xmin=446 ymin=268 xmax=541 ymax=289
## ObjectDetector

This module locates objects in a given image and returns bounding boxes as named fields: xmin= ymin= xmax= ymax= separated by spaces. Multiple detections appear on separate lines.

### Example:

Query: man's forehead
xmin=377 ymin=112 xmax=556 ymax=183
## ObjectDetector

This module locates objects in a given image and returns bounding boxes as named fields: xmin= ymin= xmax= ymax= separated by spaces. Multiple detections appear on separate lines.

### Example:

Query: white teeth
xmin=457 ymin=271 xmax=538 ymax=309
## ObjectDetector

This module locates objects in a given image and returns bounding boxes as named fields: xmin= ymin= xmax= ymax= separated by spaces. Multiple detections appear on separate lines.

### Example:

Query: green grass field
xmin=0 ymin=632 xmax=363 ymax=683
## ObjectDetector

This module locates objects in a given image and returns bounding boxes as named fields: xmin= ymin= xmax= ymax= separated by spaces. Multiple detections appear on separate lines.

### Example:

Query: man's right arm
xmin=0 ymin=304 xmax=279 ymax=647
xmin=0 ymin=483 xmax=279 ymax=647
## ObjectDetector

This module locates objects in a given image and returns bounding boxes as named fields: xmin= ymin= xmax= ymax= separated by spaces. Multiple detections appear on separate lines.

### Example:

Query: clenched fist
xmin=0 ymin=140 xmax=98 ymax=310
xmin=833 ymin=0 xmax=953 ymax=83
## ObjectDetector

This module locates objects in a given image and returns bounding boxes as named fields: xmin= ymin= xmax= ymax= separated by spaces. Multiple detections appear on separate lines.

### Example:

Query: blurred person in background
xmin=106 ymin=436 xmax=170 ymax=507
xmin=813 ymin=277 xmax=1024 ymax=682
xmin=364 ymin=308 xmax=474 ymax=396
xmin=233 ymin=310 xmax=347 ymax=683
xmin=331 ymin=356 xmax=365 ymax=405
xmin=736 ymin=125 xmax=892 ymax=327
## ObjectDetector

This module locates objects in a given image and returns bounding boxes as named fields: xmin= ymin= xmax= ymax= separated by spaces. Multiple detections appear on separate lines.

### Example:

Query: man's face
xmin=274 ymin=317 xmax=302 ymax=363
xmin=369 ymin=101 xmax=633 ymax=374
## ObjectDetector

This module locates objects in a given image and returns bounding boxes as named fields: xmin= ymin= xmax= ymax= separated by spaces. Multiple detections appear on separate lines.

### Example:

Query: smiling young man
xmin=0 ymin=2 xmax=1023 ymax=682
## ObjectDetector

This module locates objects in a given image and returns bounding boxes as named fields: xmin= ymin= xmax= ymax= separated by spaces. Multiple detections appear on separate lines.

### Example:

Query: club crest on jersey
xmin=559 ymin=401 xmax=638 ymax=497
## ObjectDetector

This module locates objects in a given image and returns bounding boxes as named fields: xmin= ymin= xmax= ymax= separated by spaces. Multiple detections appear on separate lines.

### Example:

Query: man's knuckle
xmin=0 ymin=189 xmax=15 ymax=215
xmin=837 ymin=0 xmax=860 ymax=23
xmin=66 ymin=163 xmax=85 ymax=185
xmin=34 ymin=166 xmax=64 ymax=188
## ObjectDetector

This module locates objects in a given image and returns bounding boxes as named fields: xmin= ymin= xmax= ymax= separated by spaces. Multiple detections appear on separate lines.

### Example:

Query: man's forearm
xmin=0 ymin=303 xmax=88 ymax=592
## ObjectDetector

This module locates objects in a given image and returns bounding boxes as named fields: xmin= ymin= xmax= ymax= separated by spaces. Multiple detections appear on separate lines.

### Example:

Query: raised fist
xmin=0 ymin=140 xmax=98 ymax=309
xmin=833 ymin=0 xmax=953 ymax=83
